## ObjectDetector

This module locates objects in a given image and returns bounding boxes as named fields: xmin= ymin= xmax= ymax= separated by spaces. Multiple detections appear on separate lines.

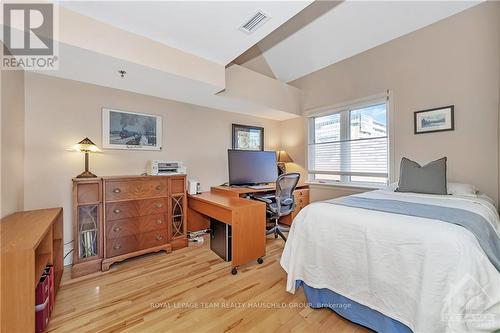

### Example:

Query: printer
xmin=147 ymin=160 xmax=186 ymax=176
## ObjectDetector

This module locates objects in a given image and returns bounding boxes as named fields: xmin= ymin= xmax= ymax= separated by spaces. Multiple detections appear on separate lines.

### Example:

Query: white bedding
xmin=280 ymin=189 xmax=500 ymax=333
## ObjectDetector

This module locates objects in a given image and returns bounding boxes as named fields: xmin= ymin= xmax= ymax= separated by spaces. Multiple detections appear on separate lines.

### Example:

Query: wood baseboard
xmin=101 ymin=244 xmax=172 ymax=271
xmin=71 ymin=258 xmax=103 ymax=278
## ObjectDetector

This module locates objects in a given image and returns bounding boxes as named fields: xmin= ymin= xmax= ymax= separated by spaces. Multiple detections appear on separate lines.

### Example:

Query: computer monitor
xmin=228 ymin=150 xmax=278 ymax=186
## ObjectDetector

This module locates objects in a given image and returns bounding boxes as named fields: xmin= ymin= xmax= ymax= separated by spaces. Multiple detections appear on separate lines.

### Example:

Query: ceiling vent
xmin=239 ymin=10 xmax=271 ymax=34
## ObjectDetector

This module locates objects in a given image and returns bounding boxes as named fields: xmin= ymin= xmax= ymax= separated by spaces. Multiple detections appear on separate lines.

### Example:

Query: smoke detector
xmin=239 ymin=10 xmax=271 ymax=34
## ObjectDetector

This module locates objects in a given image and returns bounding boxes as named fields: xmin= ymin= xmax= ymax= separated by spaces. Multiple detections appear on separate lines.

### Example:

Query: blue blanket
xmin=328 ymin=196 xmax=500 ymax=272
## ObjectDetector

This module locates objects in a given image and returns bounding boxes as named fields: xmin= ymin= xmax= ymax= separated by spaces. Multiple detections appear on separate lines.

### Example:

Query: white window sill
xmin=306 ymin=181 xmax=385 ymax=191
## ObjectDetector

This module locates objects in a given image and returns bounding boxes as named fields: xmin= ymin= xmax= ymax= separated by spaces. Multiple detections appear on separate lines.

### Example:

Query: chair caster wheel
xmin=257 ymin=257 xmax=264 ymax=264
xmin=274 ymin=234 xmax=278 ymax=239
xmin=231 ymin=267 xmax=238 ymax=275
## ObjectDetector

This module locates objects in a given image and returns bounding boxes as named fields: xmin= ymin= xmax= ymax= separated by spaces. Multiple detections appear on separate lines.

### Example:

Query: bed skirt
xmin=296 ymin=280 xmax=413 ymax=333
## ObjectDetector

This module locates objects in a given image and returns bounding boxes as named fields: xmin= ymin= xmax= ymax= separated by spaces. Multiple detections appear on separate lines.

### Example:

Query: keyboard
xmin=247 ymin=185 xmax=274 ymax=190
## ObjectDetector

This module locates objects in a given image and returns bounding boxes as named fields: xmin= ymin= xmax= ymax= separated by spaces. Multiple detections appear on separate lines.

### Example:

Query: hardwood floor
xmin=48 ymin=237 xmax=371 ymax=333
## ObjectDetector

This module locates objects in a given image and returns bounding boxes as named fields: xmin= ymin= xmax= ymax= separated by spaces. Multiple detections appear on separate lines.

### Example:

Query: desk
xmin=187 ymin=184 xmax=310 ymax=274
xmin=211 ymin=183 xmax=310 ymax=225
xmin=188 ymin=192 xmax=266 ymax=274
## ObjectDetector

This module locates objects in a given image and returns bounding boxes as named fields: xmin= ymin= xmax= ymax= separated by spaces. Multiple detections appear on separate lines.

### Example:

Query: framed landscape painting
xmin=414 ymin=105 xmax=454 ymax=135
xmin=102 ymin=108 xmax=162 ymax=150
xmin=232 ymin=124 xmax=264 ymax=151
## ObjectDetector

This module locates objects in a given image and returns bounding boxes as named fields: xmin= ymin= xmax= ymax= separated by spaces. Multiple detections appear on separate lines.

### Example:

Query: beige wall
xmin=23 ymin=73 xmax=280 ymax=259
xmin=1 ymin=70 xmax=25 ymax=218
xmin=285 ymin=2 xmax=500 ymax=203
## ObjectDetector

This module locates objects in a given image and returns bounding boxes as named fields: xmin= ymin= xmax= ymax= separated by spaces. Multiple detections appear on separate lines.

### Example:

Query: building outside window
xmin=308 ymin=96 xmax=390 ymax=186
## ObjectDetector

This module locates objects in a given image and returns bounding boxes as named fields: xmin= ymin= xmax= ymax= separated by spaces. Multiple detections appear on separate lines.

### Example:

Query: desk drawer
xmin=105 ymin=179 xmax=167 ymax=201
xmin=294 ymin=189 xmax=309 ymax=200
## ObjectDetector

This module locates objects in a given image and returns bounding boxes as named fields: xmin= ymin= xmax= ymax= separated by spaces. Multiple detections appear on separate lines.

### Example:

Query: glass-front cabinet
xmin=171 ymin=194 xmax=185 ymax=239
xmin=72 ymin=178 xmax=103 ymax=278
xmin=78 ymin=204 xmax=99 ymax=259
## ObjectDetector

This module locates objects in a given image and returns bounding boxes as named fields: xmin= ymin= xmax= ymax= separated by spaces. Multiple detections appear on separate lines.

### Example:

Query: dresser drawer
xmin=106 ymin=235 xmax=138 ymax=257
xmin=107 ymin=213 xmax=167 ymax=238
xmin=139 ymin=214 xmax=168 ymax=233
xmin=106 ymin=217 xmax=139 ymax=239
xmin=105 ymin=179 xmax=167 ymax=201
xmin=106 ymin=201 xmax=139 ymax=221
xmin=138 ymin=229 xmax=169 ymax=250
xmin=137 ymin=198 xmax=167 ymax=216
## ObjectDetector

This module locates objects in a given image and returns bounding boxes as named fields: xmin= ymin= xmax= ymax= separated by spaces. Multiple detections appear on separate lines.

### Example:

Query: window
xmin=308 ymin=98 xmax=389 ymax=186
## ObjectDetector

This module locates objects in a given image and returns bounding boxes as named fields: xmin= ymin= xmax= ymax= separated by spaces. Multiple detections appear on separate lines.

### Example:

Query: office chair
xmin=254 ymin=172 xmax=300 ymax=241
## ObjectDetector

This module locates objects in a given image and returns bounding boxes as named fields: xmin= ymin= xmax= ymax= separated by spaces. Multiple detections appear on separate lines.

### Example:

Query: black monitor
xmin=228 ymin=150 xmax=278 ymax=186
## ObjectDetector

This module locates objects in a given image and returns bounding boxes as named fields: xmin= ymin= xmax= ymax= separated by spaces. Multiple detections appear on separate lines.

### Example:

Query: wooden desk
xmin=188 ymin=192 xmax=266 ymax=274
xmin=188 ymin=184 xmax=310 ymax=274
xmin=210 ymin=184 xmax=310 ymax=225
xmin=1 ymin=208 xmax=63 ymax=333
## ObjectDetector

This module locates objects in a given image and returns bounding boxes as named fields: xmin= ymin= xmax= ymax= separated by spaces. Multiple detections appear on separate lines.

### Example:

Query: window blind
xmin=308 ymin=137 xmax=388 ymax=177
xmin=307 ymin=98 xmax=389 ymax=184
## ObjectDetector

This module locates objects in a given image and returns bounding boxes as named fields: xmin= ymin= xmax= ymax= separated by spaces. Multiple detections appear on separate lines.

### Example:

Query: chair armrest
xmin=253 ymin=197 xmax=273 ymax=204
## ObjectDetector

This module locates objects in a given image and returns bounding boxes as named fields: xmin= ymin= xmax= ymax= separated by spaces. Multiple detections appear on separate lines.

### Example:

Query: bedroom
xmin=1 ymin=1 xmax=499 ymax=332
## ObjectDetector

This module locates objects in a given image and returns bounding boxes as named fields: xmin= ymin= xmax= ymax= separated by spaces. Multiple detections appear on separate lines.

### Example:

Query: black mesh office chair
xmin=254 ymin=173 xmax=300 ymax=241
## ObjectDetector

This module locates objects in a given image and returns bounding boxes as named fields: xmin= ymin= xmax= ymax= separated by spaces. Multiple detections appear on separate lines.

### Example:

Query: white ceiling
xmin=260 ymin=1 xmax=481 ymax=82
xmin=32 ymin=43 xmax=298 ymax=120
xmin=58 ymin=0 xmax=312 ymax=65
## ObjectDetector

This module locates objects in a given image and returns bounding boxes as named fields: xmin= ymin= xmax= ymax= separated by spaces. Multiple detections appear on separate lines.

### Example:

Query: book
xmin=35 ymin=275 xmax=49 ymax=333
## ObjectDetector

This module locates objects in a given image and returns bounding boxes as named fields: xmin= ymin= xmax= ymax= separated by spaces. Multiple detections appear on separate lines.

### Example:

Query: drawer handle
xmin=113 ymin=188 xmax=121 ymax=193
xmin=156 ymin=219 xmax=163 ymax=225
xmin=113 ymin=244 xmax=121 ymax=250
xmin=113 ymin=209 xmax=121 ymax=214
xmin=156 ymin=235 xmax=163 ymax=241
xmin=155 ymin=185 xmax=162 ymax=191
xmin=155 ymin=203 xmax=163 ymax=208
xmin=113 ymin=226 xmax=121 ymax=232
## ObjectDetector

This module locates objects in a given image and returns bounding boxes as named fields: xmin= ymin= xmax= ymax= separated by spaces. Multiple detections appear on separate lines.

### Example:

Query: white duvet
xmin=281 ymin=189 xmax=500 ymax=333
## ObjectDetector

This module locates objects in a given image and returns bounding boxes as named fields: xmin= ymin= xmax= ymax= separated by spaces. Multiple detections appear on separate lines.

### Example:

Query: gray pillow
xmin=396 ymin=157 xmax=447 ymax=195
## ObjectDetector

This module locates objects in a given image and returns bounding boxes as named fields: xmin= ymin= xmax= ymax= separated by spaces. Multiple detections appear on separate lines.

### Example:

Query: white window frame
xmin=306 ymin=91 xmax=394 ymax=188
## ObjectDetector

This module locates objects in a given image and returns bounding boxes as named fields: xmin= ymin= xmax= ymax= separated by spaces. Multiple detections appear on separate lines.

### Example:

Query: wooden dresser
xmin=1 ymin=208 xmax=63 ymax=332
xmin=72 ymin=175 xmax=187 ymax=277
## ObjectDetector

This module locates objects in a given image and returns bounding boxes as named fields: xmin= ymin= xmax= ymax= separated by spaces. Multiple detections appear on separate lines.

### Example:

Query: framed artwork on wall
xmin=102 ymin=108 xmax=162 ymax=150
xmin=414 ymin=105 xmax=454 ymax=135
xmin=232 ymin=124 xmax=264 ymax=151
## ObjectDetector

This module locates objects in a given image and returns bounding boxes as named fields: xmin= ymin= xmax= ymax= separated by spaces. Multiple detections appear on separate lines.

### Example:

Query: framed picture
xmin=102 ymin=108 xmax=162 ymax=150
xmin=232 ymin=124 xmax=264 ymax=151
xmin=414 ymin=105 xmax=454 ymax=135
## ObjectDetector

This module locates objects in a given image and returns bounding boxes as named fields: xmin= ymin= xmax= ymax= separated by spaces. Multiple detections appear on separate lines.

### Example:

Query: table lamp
xmin=72 ymin=137 xmax=101 ymax=178
xmin=277 ymin=150 xmax=293 ymax=175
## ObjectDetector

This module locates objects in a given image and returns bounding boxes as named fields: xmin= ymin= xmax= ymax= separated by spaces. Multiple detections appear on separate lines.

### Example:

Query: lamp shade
xmin=277 ymin=150 xmax=293 ymax=163
xmin=73 ymin=137 xmax=101 ymax=153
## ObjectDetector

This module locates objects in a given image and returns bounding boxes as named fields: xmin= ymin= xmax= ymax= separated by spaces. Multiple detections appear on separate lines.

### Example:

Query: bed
xmin=281 ymin=187 xmax=500 ymax=333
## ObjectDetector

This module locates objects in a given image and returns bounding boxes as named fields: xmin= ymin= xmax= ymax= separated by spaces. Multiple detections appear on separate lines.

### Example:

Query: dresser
xmin=72 ymin=175 xmax=187 ymax=277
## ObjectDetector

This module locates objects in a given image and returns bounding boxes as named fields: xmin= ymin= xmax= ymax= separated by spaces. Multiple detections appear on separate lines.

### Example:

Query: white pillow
xmin=385 ymin=181 xmax=477 ymax=196
xmin=447 ymin=182 xmax=477 ymax=196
